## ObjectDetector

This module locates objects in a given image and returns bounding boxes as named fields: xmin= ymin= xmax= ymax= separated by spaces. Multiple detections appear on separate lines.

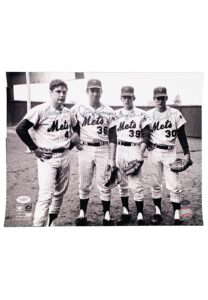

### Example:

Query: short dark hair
xmin=49 ymin=79 xmax=68 ymax=91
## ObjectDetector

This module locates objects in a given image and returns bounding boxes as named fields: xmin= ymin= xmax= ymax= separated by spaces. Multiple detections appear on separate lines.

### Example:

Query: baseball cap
xmin=154 ymin=87 xmax=167 ymax=97
xmin=87 ymin=79 xmax=102 ymax=89
xmin=121 ymin=86 xmax=134 ymax=96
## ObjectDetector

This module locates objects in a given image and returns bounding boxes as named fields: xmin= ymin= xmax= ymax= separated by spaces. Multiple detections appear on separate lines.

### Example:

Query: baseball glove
xmin=105 ymin=166 xmax=122 ymax=189
xmin=124 ymin=159 xmax=144 ymax=176
xmin=169 ymin=158 xmax=193 ymax=172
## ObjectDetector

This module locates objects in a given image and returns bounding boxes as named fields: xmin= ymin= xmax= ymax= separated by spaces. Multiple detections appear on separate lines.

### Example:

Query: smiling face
xmin=154 ymin=96 xmax=168 ymax=112
xmin=50 ymin=85 xmax=68 ymax=110
xmin=121 ymin=95 xmax=135 ymax=110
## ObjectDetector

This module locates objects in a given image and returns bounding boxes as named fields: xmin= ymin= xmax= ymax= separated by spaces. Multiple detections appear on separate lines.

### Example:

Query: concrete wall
xmin=7 ymin=101 xmax=201 ymax=138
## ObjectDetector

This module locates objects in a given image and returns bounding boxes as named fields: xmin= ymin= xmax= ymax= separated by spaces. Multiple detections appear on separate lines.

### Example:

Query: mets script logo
xmin=151 ymin=120 xmax=177 ymax=138
xmin=151 ymin=120 xmax=172 ymax=132
xmin=47 ymin=120 xmax=70 ymax=132
xmin=82 ymin=115 xmax=104 ymax=126
xmin=117 ymin=120 xmax=136 ymax=132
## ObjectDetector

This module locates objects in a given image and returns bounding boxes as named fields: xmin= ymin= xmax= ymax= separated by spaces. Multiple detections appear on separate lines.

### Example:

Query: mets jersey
xmin=146 ymin=106 xmax=186 ymax=146
xmin=111 ymin=107 xmax=151 ymax=143
xmin=24 ymin=103 xmax=77 ymax=149
xmin=71 ymin=103 xmax=114 ymax=142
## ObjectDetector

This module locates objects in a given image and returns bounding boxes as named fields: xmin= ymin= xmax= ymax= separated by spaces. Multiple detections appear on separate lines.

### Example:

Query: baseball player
xmin=71 ymin=79 xmax=117 ymax=226
xmin=16 ymin=79 xmax=80 ymax=226
xmin=146 ymin=86 xmax=191 ymax=225
xmin=111 ymin=86 xmax=151 ymax=225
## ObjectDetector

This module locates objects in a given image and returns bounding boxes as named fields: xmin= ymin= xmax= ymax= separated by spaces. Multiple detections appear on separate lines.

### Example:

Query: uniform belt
xmin=40 ymin=147 xmax=66 ymax=153
xmin=155 ymin=144 xmax=174 ymax=150
xmin=83 ymin=141 xmax=107 ymax=146
xmin=118 ymin=141 xmax=140 ymax=146
xmin=51 ymin=147 xmax=66 ymax=153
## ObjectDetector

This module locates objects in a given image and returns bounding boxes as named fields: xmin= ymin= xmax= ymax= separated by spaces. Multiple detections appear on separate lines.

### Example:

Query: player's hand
xmin=76 ymin=140 xmax=83 ymax=151
xmin=34 ymin=148 xmax=52 ymax=161
xmin=70 ymin=133 xmax=83 ymax=151
xmin=70 ymin=132 xmax=79 ymax=144
xmin=34 ymin=148 xmax=44 ymax=159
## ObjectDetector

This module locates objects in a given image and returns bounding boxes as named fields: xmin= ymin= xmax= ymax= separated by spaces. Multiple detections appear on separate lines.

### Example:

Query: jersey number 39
xmin=129 ymin=130 xmax=141 ymax=138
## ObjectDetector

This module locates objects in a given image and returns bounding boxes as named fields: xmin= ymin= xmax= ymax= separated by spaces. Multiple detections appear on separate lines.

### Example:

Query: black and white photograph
xmin=5 ymin=72 xmax=202 ymax=226
xmin=1 ymin=1 xmax=207 ymax=300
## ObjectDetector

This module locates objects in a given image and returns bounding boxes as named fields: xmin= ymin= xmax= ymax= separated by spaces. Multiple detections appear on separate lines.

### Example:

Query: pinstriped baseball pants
xmin=78 ymin=144 xmax=111 ymax=201
xmin=33 ymin=151 xmax=70 ymax=226
xmin=148 ymin=148 xmax=182 ymax=203
xmin=116 ymin=145 xmax=144 ymax=201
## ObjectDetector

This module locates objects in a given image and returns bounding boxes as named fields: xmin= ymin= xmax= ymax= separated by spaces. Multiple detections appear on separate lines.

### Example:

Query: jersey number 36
xmin=97 ymin=126 xmax=108 ymax=135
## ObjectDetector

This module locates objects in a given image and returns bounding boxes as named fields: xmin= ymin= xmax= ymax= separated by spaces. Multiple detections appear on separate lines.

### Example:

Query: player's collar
xmin=123 ymin=106 xmax=135 ymax=113
xmin=49 ymin=103 xmax=65 ymax=113
xmin=153 ymin=106 xmax=171 ymax=120
xmin=89 ymin=103 xmax=104 ymax=111
xmin=155 ymin=106 xmax=168 ymax=113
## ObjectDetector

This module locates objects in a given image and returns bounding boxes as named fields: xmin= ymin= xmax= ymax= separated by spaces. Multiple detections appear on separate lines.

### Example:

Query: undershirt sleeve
xmin=141 ymin=125 xmax=151 ymax=145
xmin=177 ymin=125 xmax=190 ymax=155
xmin=16 ymin=119 xmax=38 ymax=151
xmin=109 ymin=125 xmax=117 ymax=144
